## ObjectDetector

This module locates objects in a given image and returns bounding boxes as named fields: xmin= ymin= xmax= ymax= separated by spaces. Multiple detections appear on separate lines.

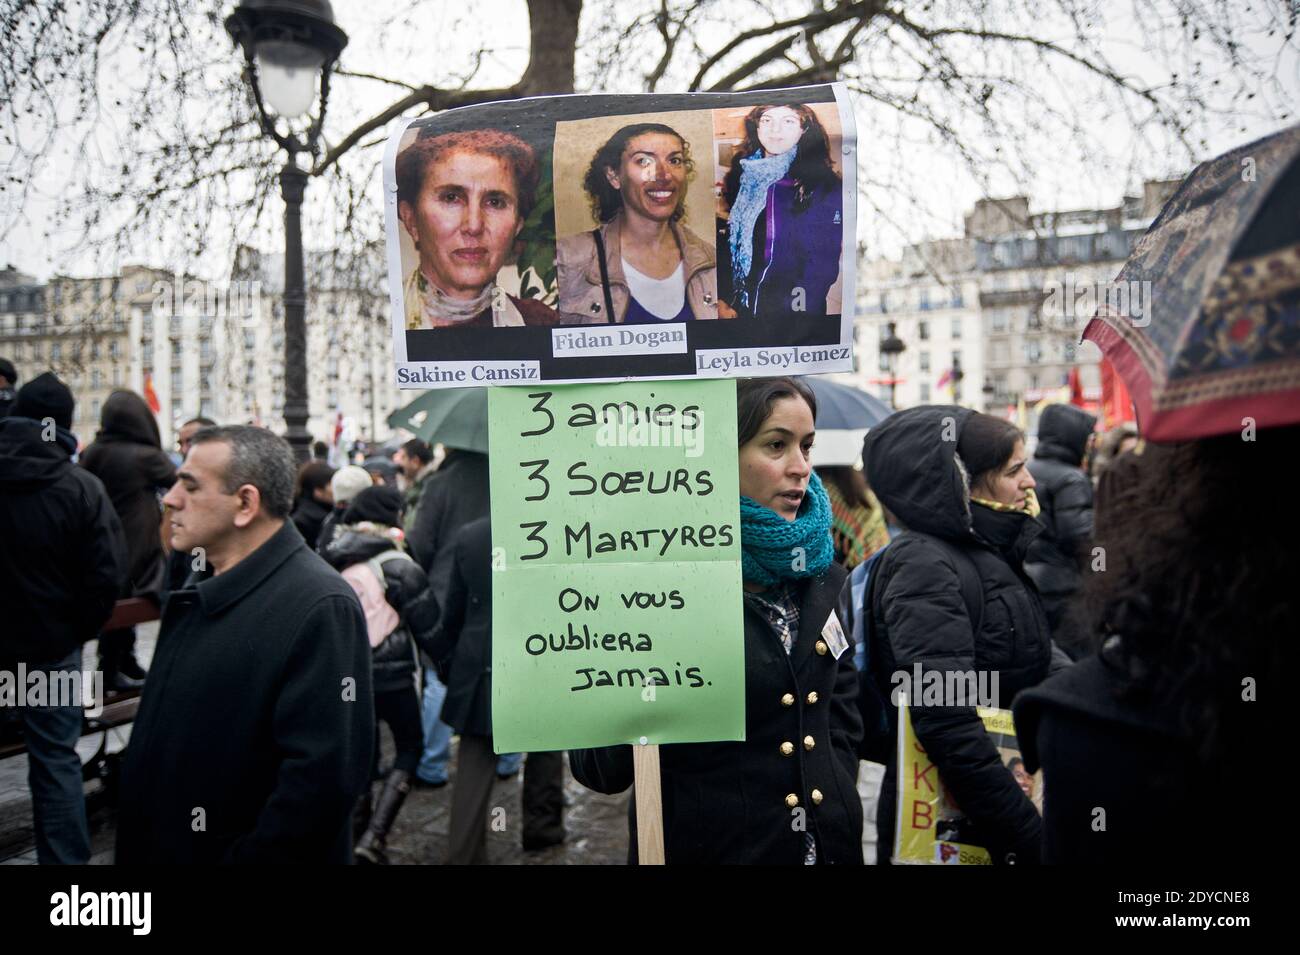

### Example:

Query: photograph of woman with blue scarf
xmin=570 ymin=377 xmax=864 ymax=864
xmin=717 ymin=104 xmax=844 ymax=320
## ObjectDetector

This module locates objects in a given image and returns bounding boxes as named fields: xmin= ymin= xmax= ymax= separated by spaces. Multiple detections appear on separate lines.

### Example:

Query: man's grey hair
xmin=190 ymin=425 xmax=296 ymax=518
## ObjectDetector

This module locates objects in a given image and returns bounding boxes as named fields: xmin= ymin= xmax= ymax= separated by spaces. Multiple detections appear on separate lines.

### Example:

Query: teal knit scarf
xmin=739 ymin=470 xmax=834 ymax=587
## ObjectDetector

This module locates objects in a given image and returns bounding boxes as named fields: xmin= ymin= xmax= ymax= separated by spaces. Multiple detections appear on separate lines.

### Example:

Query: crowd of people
xmin=0 ymin=353 xmax=1283 ymax=866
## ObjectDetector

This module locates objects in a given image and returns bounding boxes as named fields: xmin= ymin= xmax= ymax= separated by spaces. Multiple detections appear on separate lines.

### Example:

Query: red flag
xmin=1068 ymin=366 xmax=1085 ymax=407
xmin=143 ymin=372 xmax=161 ymax=414
xmin=332 ymin=412 xmax=343 ymax=446
xmin=1100 ymin=357 xmax=1136 ymax=428
xmin=936 ymin=367 xmax=953 ymax=389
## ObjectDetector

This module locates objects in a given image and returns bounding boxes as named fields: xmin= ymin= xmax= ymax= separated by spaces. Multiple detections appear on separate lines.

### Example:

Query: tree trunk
xmin=519 ymin=0 xmax=582 ymax=95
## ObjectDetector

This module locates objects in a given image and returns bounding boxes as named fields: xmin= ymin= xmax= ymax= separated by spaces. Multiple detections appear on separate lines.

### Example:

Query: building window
xmin=110 ymin=340 xmax=120 ymax=358
xmin=1064 ymin=341 xmax=1077 ymax=362
xmin=918 ymin=321 xmax=929 ymax=341
xmin=51 ymin=343 xmax=62 ymax=360
xmin=919 ymin=383 xmax=931 ymax=402
xmin=1024 ymin=341 xmax=1042 ymax=363
xmin=918 ymin=288 xmax=930 ymax=310
xmin=991 ymin=310 xmax=1008 ymax=334
xmin=919 ymin=350 xmax=930 ymax=372
xmin=951 ymin=317 xmax=962 ymax=339
xmin=877 ymin=351 xmax=891 ymax=373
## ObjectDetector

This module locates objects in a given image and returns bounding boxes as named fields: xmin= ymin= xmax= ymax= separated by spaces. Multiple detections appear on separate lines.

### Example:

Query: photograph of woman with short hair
xmin=716 ymin=103 xmax=844 ymax=320
xmin=396 ymin=128 xmax=559 ymax=329
xmin=555 ymin=121 xmax=719 ymax=324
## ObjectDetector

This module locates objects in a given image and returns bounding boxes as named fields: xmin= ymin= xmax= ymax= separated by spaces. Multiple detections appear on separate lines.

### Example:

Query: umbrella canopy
xmin=386 ymin=387 xmax=488 ymax=453
xmin=1083 ymin=123 xmax=1300 ymax=442
xmin=801 ymin=376 xmax=894 ymax=466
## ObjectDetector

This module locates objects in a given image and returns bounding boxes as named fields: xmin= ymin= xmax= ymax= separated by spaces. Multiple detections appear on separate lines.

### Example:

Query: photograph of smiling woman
xmin=717 ymin=104 xmax=843 ymax=320
xmin=395 ymin=129 xmax=560 ymax=329
xmin=556 ymin=122 xmax=719 ymax=325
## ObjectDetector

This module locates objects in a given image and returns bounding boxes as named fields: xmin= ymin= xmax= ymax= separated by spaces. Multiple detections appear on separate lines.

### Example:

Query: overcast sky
xmin=1 ymin=0 xmax=1295 ymax=282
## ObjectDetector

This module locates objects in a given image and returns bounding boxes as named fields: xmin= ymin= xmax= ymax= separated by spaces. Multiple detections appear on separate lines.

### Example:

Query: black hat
xmin=344 ymin=485 xmax=402 ymax=527
xmin=14 ymin=371 xmax=74 ymax=431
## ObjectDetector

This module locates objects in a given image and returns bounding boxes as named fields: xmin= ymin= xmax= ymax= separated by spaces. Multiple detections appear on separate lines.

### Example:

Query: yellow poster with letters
xmin=893 ymin=700 xmax=1041 ymax=865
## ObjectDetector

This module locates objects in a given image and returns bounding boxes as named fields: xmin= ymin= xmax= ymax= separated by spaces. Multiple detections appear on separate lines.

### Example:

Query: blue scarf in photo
xmin=739 ymin=469 xmax=834 ymax=587
xmin=728 ymin=146 xmax=798 ymax=298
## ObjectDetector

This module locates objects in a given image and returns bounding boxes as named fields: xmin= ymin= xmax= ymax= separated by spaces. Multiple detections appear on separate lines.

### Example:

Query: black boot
xmin=355 ymin=770 xmax=411 ymax=865
xmin=99 ymin=639 xmax=144 ymax=694
xmin=352 ymin=789 xmax=372 ymax=844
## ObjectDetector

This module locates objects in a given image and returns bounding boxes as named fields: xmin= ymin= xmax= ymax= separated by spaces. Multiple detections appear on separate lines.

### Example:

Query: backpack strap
xmin=592 ymin=228 xmax=618 ymax=322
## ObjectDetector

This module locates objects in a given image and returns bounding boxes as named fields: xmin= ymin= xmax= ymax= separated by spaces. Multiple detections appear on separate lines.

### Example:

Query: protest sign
xmin=893 ymin=701 xmax=1043 ymax=865
xmin=384 ymin=84 xmax=857 ymax=389
xmin=487 ymin=379 xmax=745 ymax=753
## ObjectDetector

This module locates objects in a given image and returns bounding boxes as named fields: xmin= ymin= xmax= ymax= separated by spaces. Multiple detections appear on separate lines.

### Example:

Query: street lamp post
xmin=879 ymin=321 xmax=906 ymax=410
xmin=226 ymin=0 xmax=348 ymax=462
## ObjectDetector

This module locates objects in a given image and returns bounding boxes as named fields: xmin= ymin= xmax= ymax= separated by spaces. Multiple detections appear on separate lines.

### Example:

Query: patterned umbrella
xmin=386 ymin=387 xmax=488 ymax=453
xmin=1083 ymin=124 xmax=1300 ymax=441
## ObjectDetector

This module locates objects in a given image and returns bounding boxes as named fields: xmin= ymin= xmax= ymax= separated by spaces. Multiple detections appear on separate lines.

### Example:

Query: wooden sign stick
xmin=633 ymin=743 xmax=665 ymax=865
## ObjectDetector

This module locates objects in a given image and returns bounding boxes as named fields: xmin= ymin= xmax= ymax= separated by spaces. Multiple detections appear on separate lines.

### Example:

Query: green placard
xmin=488 ymin=379 xmax=744 ymax=752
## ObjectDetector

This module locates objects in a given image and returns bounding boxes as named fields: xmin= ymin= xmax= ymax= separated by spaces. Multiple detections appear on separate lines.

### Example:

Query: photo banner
xmin=383 ymin=84 xmax=857 ymax=388
xmin=487 ymin=379 xmax=745 ymax=752
xmin=893 ymin=702 xmax=1044 ymax=865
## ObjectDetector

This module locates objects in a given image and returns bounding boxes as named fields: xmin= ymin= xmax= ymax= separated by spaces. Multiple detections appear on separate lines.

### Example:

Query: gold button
xmin=785 ymin=793 xmax=799 ymax=808
xmin=780 ymin=741 xmax=794 ymax=756
xmin=804 ymin=735 xmax=815 ymax=751
xmin=811 ymin=788 xmax=824 ymax=805
xmin=815 ymin=640 xmax=828 ymax=655
xmin=806 ymin=691 xmax=819 ymax=704
xmin=780 ymin=693 xmax=794 ymax=707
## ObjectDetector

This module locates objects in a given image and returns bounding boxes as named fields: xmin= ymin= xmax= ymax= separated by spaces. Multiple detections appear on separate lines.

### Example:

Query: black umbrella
xmin=802 ymin=376 xmax=893 ymax=429
xmin=800 ymin=376 xmax=894 ymax=467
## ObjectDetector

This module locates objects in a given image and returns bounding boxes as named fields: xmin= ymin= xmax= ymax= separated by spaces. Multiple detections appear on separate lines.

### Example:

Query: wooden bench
xmin=0 ymin=598 xmax=160 ymax=803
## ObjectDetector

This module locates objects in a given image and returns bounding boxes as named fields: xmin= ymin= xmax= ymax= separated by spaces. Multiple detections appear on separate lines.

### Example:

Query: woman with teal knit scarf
xmin=570 ymin=377 xmax=865 ymax=865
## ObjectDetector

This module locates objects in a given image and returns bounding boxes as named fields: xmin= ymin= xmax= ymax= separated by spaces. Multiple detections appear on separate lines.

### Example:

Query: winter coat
xmin=116 ymin=520 xmax=374 ymax=864
xmin=555 ymin=211 xmax=719 ymax=325
xmin=0 ymin=416 xmax=128 ymax=664
xmin=323 ymin=527 xmax=439 ymax=693
xmin=78 ymin=391 xmax=176 ymax=602
xmin=1024 ymin=404 xmax=1096 ymax=649
xmin=290 ymin=495 xmax=331 ymax=554
xmin=720 ymin=178 xmax=842 ymax=320
xmin=407 ymin=450 xmax=490 ymax=575
xmin=862 ymin=405 xmax=1065 ymax=865
xmin=570 ymin=563 xmax=864 ymax=865
xmin=400 ymin=462 xmax=438 ymax=535
xmin=1013 ymin=642 xmax=1254 ymax=865
xmin=422 ymin=516 xmax=493 ymax=736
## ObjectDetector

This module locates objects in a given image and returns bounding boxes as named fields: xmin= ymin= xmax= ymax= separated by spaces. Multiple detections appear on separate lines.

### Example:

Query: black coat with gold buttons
xmin=570 ymin=563 xmax=864 ymax=864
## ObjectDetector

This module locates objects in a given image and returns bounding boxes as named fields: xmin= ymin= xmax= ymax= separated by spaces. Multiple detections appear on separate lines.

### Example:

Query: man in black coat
xmin=427 ymin=516 xmax=565 ymax=863
xmin=0 ymin=372 xmax=128 ymax=863
xmin=407 ymin=448 xmax=490 ymax=789
xmin=1024 ymin=404 xmax=1097 ymax=657
xmin=115 ymin=425 xmax=374 ymax=864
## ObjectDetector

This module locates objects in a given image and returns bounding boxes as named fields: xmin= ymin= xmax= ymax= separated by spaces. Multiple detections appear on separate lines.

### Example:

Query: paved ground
xmin=1 ymin=622 xmax=885 ymax=864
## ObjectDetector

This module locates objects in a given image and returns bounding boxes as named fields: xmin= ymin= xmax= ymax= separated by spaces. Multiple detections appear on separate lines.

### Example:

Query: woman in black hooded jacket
xmin=79 ymin=389 xmax=176 ymax=689
xmin=862 ymin=406 xmax=1069 ymax=865
xmin=323 ymin=485 xmax=439 ymax=864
